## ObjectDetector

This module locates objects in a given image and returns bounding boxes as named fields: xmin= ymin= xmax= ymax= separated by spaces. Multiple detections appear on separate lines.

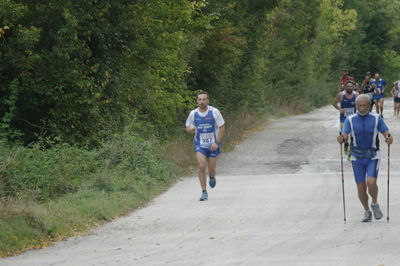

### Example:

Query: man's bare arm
xmin=216 ymin=125 xmax=225 ymax=143
xmin=186 ymin=126 xmax=195 ymax=134
xmin=332 ymin=93 xmax=341 ymax=110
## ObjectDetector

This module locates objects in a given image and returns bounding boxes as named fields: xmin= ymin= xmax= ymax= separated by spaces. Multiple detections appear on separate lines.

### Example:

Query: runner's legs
xmin=378 ymin=98 xmax=384 ymax=115
xmin=357 ymin=182 xmax=369 ymax=210
xmin=367 ymin=177 xmax=379 ymax=204
xmin=196 ymin=152 xmax=208 ymax=191
xmin=208 ymin=157 xmax=217 ymax=177
xmin=352 ymin=159 xmax=379 ymax=210
xmin=370 ymin=100 xmax=374 ymax=112
xmin=340 ymin=122 xmax=349 ymax=146
xmin=397 ymin=102 xmax=400 ymax=115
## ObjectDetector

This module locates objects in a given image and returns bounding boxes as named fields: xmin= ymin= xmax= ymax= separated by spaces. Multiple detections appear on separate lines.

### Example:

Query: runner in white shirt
xmin=186 ymin=91 xmax=225 ymax=201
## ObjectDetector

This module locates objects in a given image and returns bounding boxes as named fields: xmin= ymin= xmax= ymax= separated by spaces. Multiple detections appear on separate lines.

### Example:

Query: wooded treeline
xmin=1 ymin=0 xmax=400 ymax=146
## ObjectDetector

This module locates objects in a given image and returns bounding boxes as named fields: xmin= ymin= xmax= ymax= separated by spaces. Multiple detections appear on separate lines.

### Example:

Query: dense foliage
xmin=2 ymin=0 xmax=398 ymax=145
xmin=0 ymin=131 xmax=178 ymax=255
xmin=0 ymin=131 xmax=175 ymax=201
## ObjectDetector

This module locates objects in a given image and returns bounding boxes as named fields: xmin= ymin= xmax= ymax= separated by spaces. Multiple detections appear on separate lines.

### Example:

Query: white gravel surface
xmin=2 ymin=101 xmax=400 ymax=266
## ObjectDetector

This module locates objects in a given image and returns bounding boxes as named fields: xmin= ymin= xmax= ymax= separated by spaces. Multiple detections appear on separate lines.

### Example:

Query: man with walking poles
xmin=337 ymin=94 xmax=393 ymax=222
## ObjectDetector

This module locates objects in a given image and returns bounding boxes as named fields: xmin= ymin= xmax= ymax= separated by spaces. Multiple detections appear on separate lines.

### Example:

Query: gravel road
xmin=2 ymin=101 xmax=400 ymax=266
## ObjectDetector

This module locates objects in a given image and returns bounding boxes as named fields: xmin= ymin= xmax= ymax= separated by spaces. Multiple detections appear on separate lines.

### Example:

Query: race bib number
xmin=200 ymin=133 xmax=215 ymax=148
xmin=344 ymin=108 xmax=355 ymax=117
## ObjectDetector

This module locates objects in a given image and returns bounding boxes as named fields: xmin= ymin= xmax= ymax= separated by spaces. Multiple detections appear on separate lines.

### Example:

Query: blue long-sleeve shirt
xmin=343 ymin=112 xmax=389 ymax=160
xmin=343 ymin=112 xmax=388 ymax=149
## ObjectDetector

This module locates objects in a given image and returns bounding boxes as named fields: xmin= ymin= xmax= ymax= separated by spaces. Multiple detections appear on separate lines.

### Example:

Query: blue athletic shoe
xmin=209 ymin=177 xmax=216 ymax=188
xmin=199 ymin=191 xmax=208 ymax=201
xmin=361 ymin=210 xmax=372 ymax=222
xmin=371 ymin=203 xmax=383 ymax=220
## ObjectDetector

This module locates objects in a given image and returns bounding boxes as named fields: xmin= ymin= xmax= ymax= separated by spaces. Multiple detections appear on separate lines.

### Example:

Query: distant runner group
xmin=334 ymin=70 xmax=394 ymax=222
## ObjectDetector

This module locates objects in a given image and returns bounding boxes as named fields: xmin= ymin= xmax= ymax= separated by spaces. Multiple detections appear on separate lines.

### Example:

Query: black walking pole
xmin=339 ymin=135 xmax=347 ymax=224
xmin=387 ymin=140 xmax=391 ymax=223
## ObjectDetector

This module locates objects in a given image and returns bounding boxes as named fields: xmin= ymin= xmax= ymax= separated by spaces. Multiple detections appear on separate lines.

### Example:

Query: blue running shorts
xmin=340 ymin=114 xmax=346 ymax=123
xmin=373 ymin=94 xmax=384 ymax=101
xmin=351 ymin=159 xmax=379 ymax=184
xmin=195 ymin=146 xmax=220 ymax=158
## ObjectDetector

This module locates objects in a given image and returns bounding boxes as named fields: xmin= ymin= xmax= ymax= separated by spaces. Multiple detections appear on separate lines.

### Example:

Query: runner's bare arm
xmin=210 ymin=125 xmax=225 ymax=151
xmin=216 ymin=125 xmax=225 ymax=143
xmin=332 ymin=93 xmax=345 ymax=114
xmin=186 ymin=126 xmax=195 ymax=134
xmin=372 ymin=84 xmax=377 ymax=94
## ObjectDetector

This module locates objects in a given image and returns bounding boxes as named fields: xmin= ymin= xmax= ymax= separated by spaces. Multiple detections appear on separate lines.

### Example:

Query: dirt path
xmin=2 ymin=101 xmax=400 ymax=266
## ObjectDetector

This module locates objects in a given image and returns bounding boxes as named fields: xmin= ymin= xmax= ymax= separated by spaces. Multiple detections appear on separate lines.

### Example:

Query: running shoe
xmin=209 ymin=176 xmax=216 ymax=188
xmin=371 ymin=203 xmax=383 ymax=220
xmin=199 ymin=190 xmax=208 ymax=201
xmin=361 ymin=210 xmax=372 ymax=222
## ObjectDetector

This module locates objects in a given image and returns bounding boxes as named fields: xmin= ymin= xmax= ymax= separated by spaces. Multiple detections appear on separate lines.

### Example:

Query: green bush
xmin=0 ymin=142 xmax=97 ymax=201
xmin=90 ymin=129 xmax=176 ymax=193
xmin=0 ymin=129 xmax=180 ymax=256
xmin=0 ymin=127 xmax=176 ymax=201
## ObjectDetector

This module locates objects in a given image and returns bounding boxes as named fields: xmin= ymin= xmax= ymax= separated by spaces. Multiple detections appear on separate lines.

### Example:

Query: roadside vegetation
xmin=1 ymin=0 xmax=399 ymax=256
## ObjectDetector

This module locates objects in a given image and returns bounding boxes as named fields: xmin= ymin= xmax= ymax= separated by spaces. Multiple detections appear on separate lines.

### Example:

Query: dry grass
xmin=0 ymin=197 xmax=48 ymax=222
xmin=163 ymin=133 xmax=196 ymax=171
xmin=222 ymin=111 xmax=268 ymax=151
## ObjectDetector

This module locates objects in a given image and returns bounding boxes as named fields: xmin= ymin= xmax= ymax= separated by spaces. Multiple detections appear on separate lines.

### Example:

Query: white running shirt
xmin=186 ymin=106 xmax=225 ymax=137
